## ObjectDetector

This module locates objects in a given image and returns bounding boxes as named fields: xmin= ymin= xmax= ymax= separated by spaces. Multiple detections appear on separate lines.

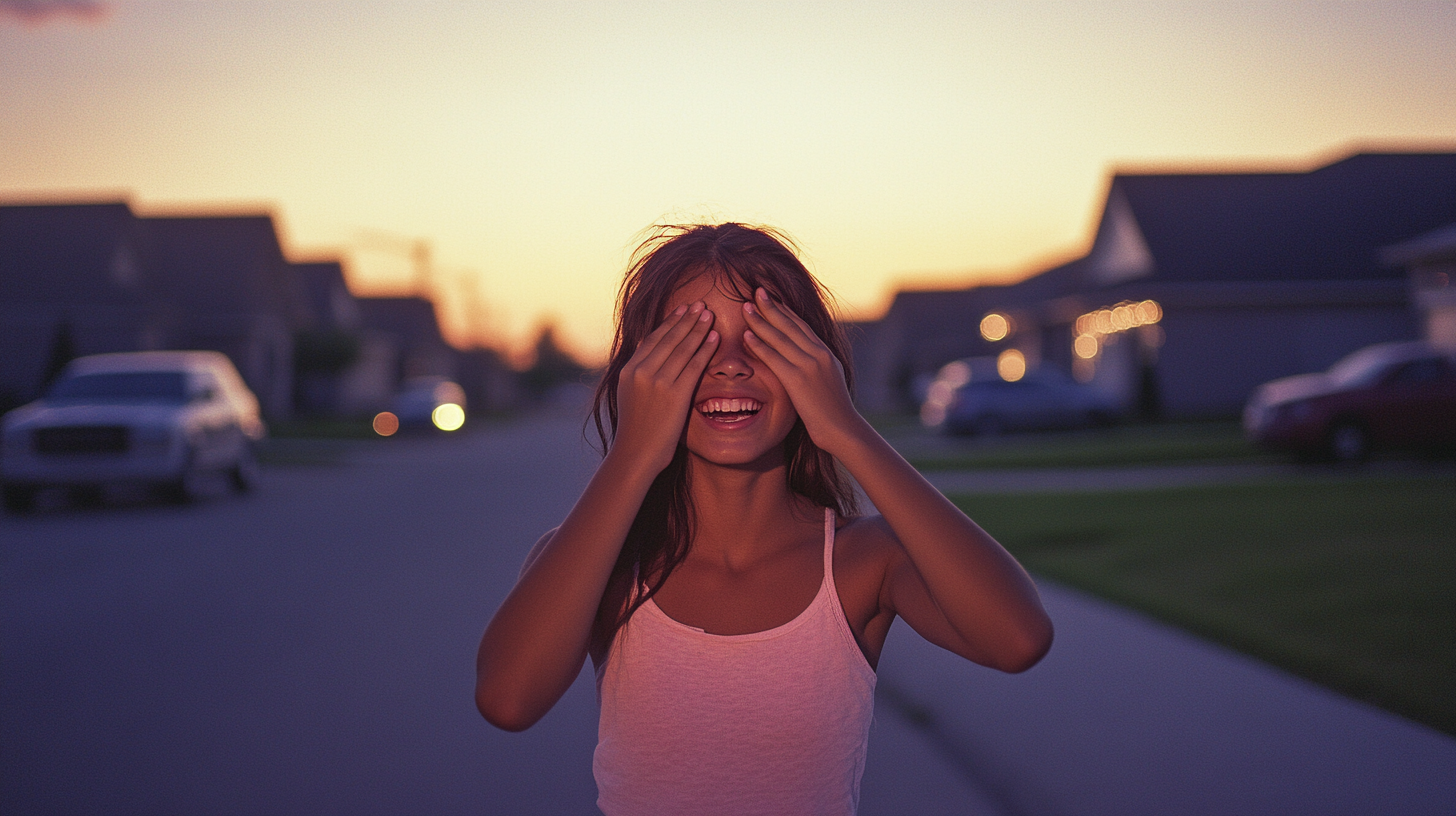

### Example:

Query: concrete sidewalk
xmin=862 ymin=578 xmax=1456 ymax=815
xmin=850 ymin=461 xmax=1456 ymax=815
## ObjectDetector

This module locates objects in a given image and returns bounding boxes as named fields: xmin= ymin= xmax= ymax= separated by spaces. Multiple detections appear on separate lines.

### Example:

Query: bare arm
xmin=831 ymin=425 xmax=1052 ymax=671
xmin=743 ymin=289 xmax=1052 ymax=672
xmin=474 ymin=301 xmax=719 ymax=731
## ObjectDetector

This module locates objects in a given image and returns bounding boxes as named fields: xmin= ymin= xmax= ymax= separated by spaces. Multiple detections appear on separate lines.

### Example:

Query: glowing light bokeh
xmin=431 ymin=403 xmax=466 ymax=432
xmin=980 ymin=313 xmax=1011 ymax=342
xmin=1135 ymin=300 xmax=1163 ymax=324
xmin=997 ymin=349 xmax=1027 ymax=382
xmin=1074 ymin=334 xmax=1100 ymax=359
xmin=373 ymin=411 xmax=400 ymax=436
xmin=938 ymin=359 xmax=973 ymax=388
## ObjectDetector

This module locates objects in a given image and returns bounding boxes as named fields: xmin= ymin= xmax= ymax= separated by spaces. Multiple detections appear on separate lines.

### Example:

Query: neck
xmin=684 ymin=453 xmax=816 ymax=568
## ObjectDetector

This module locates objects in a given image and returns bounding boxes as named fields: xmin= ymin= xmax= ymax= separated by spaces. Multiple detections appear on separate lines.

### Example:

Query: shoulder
xmin=834 ymin=513 xmax=914 ymax=595
xmin=834 ymin=513 xmax=905 ymax=565
xmin=830 ymin=513 xmax=907 ymax=658
xmin=520 ymin=526 xmax=560 ymax=578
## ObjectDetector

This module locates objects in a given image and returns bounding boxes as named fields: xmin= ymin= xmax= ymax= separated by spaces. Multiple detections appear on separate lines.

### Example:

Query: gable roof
xmin=292 ymin=260 xmax=362 ymax=330
xmin=144 ymin=214 xmax=310 ymax=325
xmin=0 ymin=201 xmax=151 ymax=305
xmin=1085 ymin=151 xmax=1456 ymax=287
xmin=356 ymin=296 xmax=449 ymax=350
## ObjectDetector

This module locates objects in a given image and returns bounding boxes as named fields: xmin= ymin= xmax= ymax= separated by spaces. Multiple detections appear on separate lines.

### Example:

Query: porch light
xmin=980 ymin=312 xmax=1011 ymax=342
xmin=997 ymin=349 xmax=1026 ymax=382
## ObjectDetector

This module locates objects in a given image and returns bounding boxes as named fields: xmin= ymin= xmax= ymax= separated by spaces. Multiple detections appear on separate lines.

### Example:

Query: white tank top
xmin=593 ymin=508 xmax=877 ymax=816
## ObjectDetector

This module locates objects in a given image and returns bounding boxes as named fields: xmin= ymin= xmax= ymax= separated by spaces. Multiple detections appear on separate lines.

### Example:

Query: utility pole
xmin=355 ymin=229 xmax=434 ymax=300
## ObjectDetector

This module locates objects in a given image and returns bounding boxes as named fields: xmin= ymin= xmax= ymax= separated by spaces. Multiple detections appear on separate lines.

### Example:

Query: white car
xmin=1 ymin=351 xmax=266 ymax=512
xmin=923 ymin=358 xmax=1121 ymax=436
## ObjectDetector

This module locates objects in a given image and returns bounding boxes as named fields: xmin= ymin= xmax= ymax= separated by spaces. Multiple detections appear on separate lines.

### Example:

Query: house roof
xmin=292 ymin=260 xmax=361 ymax=329
xmin=1090 ymin=151 xmax=1456 ymax=287
xmin=0 ymin=201 xmax=151 ymax=304
xmin=144 ymin=214 xmax=310 ymax=325
xmin=356 ymin=296 xmax=449 ymax=350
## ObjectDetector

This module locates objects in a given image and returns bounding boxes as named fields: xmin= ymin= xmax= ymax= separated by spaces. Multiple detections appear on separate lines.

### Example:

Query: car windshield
xmin=47 ymin=372 xmax=189 ymax=404
xmin=1326 ymin=347 xmax=1397 ymax=388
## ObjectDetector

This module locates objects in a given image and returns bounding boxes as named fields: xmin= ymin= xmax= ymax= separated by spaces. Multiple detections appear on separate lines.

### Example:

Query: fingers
xmin=742 ymin=327 xmax=792 ymax=372
xmin=681 ymin=329 xmax=720 ymax=385
xmin=634 ymin=301 xmax=708 ymax=370
xmin=624 ymin=301 xmax=718 ymax=393
xmin=661 ymin=308 xmax=718 ymax=384
xmin=742 ymin=288 xmax=823 ymax=360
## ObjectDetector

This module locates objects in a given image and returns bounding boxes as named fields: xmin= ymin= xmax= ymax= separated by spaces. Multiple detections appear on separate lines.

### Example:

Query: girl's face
xmin=665 ymin=273 xmax=800 ymax=470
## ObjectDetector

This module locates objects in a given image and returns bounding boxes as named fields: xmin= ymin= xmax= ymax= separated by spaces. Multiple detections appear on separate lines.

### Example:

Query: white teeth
xmin=697 ymin=398 xmax=763 ymax=414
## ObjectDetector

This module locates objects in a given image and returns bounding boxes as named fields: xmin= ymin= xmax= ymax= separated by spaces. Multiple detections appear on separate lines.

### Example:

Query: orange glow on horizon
xmin=2 ymin=4 xmax=1451 ymax=364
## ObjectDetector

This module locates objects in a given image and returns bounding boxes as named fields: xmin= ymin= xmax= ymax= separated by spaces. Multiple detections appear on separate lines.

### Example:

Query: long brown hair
xmin=589 ymin=223 xmax=860 ymax=647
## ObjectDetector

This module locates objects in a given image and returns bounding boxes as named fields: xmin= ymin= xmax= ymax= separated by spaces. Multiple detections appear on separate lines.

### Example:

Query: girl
xmin=476 ymin=223 xmax=1053 ymax=815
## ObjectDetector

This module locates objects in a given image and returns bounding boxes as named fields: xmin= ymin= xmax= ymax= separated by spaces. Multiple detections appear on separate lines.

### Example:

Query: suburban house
xmin=855 ymin=150 xmax=1456 ymax=419
xmin=0 ymin=202 xmax=161 ymax=412
xmin=0 ymin=202 xmax=314 ymax=417
xmin=354 ymin=296 xmax=458 ymax=386
xmin=291 ymin=260 xmax=398 ymax=417
xmin=144 ymin=214 xmax=312 ymax=417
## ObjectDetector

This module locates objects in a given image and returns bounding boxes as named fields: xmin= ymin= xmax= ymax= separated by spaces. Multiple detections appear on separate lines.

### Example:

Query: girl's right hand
xmin=612 ymin=301 xmax=718 ymax=474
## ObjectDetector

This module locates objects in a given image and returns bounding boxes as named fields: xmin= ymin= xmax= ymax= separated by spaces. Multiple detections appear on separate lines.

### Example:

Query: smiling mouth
xmin=696 ymin=397 xmax=763 ymax=423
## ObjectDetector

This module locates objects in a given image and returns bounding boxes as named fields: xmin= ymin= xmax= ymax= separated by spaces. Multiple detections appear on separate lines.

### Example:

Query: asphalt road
xmin=0 ymin=414 xmax=989 ymax=816
xmin=5 ymin=414 xmax=1454 ymax=815
xmin=2 ymin=416 xmax=607 ymax=814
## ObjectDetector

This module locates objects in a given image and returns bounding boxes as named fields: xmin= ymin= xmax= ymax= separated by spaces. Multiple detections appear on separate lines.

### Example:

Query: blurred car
xmin=389 ymin=376 xmax=467 ymax=431
xmin=922 ymin=358 xmax=1121 ymax=436
xmin=1 ymin=351 xmax=265 ymax=512
xmin=1243 ymin=341 xmax=1456 ymax=462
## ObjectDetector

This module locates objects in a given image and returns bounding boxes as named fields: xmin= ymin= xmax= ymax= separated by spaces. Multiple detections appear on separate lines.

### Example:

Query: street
xmin=6 ymin=413 xmax=1454 ymax=816
xmin=2 ymin=416 xmax=608 ymax=815
xmin=0 ymin=415 xmax=988 ymax=816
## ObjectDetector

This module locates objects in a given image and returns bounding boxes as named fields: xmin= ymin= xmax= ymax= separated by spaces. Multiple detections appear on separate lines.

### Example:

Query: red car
xmin=1243 ymin=341 xmax=1456 ymax=462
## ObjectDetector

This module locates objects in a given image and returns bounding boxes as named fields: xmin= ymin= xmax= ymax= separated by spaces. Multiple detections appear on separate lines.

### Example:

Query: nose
xmin=709 ymin=329 xmax=754 ymax=380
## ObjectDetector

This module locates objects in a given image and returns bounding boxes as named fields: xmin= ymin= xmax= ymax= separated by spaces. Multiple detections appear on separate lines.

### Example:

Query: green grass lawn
xmin=888 ymin=420 xmax=1276 ymax=470
xmin=951 ymin=475 xmax=1456 ymax=736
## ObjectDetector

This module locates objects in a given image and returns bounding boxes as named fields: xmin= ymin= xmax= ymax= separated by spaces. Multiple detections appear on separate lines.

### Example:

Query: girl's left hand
xmin=742 ymin=287 xmax=864 ymax=455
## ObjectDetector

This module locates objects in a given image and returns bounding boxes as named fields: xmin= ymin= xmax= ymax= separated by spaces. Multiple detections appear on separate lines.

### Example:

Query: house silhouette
xmin=857 ymin=150 xmax=1456 ymax=419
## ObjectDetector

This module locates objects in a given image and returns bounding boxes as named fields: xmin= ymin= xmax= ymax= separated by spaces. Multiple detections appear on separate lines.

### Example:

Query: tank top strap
xmin=822 ymin=506 xmax=836 ymax=588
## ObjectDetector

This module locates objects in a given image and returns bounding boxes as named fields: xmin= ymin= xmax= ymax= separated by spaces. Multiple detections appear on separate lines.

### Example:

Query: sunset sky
xmin=3 ymin=1 xmax=1454 ymax=365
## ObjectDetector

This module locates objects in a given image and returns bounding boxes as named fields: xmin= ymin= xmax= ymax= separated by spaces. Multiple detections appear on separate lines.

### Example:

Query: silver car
xmin=1 ymin=351 xmax=265 ymax=512
xmin=923 ymin=359 xmax=1121 ymax=436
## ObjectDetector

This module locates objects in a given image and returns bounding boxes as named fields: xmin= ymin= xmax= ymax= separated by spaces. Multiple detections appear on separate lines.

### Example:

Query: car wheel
xmin=160 ymin=447 xmax=203 ymax=504
xmin=2 ymin=482 xmax=37 ymax=514
xmin=1327 ymin=422 xmax=1369 ymax=464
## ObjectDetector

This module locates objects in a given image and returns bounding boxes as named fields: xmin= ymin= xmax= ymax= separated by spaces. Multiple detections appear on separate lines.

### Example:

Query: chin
xmin=685 ymin=439 xmax=789 ymax=471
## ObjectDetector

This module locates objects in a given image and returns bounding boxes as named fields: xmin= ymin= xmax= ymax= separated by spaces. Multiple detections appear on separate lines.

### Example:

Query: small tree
xmin=518 ymin=324 xmax=586 ymax=400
